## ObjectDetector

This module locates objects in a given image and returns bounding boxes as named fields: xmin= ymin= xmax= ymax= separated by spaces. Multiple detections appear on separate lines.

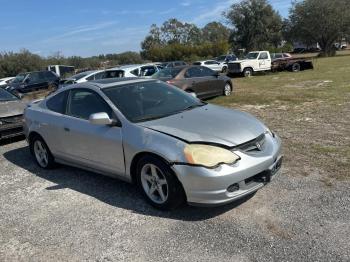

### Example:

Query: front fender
xmin=122 ymin=123 xmax=188 ymax=177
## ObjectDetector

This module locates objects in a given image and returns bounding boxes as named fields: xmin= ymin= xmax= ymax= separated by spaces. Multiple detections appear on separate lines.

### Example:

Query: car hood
xmin=0 ymin=100 xmax=27 ymax=118
xmin=138 ymin=104 xmax=266 ymax=147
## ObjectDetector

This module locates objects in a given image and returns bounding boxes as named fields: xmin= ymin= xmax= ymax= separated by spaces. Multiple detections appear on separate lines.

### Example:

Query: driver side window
xmin=67 ymin=89 xmax=113 ymax=120
xmin=259 ymin=52 xmax=268 ymax=60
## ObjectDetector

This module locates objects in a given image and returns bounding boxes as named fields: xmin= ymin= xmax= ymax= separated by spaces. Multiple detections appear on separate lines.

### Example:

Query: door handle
xmin=64 ymin=127 xmax=70 ymax=132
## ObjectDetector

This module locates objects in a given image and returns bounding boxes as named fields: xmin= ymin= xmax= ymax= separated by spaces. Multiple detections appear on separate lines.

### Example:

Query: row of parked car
xmin=0 ymin=52 xmax=285 ymax=210
xmin=0 ymin=57 xmax=236 ymax=141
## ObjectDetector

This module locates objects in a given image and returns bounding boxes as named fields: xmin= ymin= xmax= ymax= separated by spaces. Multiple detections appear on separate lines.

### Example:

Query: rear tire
xmin=29 ymin=135 xmax=56 ymax=169
xmin=222 ymin=66 xmax=228 ymax=73
xmin=291 ymin=63 xmax=301 ymax=72
xmin=136 ymin=155 xmax=186 ymax=210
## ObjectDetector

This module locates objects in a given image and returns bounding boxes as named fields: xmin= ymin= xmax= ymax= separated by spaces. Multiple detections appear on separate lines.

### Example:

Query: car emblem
xmin=256 ymin=142 xmax=262 ymax=151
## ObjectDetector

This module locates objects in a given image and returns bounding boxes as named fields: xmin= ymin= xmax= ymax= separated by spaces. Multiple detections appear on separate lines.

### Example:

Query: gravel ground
xmin=1 ymin=95 xmax=350 ymax=261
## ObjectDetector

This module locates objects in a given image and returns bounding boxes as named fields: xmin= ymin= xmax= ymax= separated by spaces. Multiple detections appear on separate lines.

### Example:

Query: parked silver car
xmin=0 ymin=88 xmax=26 ymax=140
xmin=24 ymin=78 xmax=282 ymax=209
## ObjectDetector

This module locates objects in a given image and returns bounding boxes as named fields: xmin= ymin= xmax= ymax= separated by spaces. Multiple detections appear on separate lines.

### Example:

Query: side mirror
xmin=189 ymin=92 xmax=197 ymax=98
xmin=24 ymin=78 xmax=30 ymax=83
xmin=213 ymin=71 xmax=220 ymax=77
xmin=89 ymin=112 xmax=113 ymax=126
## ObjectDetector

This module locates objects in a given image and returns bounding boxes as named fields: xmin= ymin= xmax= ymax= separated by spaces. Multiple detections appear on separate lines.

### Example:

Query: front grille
xmin=234 ymin=133 xmax=266 ymax=152
xmin=228 ymin=63 xmax=241 ymax=71
xmin=0 ymin=114 xmax=23 ymax=125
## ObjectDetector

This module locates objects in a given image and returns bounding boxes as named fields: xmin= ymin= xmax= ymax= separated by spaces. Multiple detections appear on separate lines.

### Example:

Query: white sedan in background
xmin=0 ymin=77 xmax=15 ymax=86
xmin=193 ymin=60 xmax=227 ymax=73
xmin=106 ymin=64 xmax=159 ymax=78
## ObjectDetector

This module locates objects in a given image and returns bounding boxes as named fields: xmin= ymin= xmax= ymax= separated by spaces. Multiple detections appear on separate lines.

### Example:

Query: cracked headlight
xmin=184 ymin=144 xmax=240 ymax=168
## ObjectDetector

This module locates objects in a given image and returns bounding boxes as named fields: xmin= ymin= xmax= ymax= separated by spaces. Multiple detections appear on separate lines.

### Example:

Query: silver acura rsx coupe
xmin=24 ymin=78 xmax=282 ymax=209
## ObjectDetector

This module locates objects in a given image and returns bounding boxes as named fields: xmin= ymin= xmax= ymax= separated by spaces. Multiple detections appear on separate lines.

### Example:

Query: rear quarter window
xmin=46 ymin=91 xmax=68 ymax=114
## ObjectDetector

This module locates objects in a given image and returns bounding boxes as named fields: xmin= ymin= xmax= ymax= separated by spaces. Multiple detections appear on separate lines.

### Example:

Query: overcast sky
xmin=0 ymin=0 xmax=292 ymax=57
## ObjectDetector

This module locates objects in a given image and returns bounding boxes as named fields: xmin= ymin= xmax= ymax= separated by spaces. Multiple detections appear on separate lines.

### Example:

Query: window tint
xmin=46 ymin=91 xmax=68 ymax=114
xmin=259 ymin=52 xmax=268 ymax=60
xmin=185 ymin=67 xmax=202 ymax=78
xmin=152 ymin=67 xmax=182 ymax=78
xmin=141 ymin=66 xmax=156 ymax=76
xmin=204 ymin=61 xmax=217 ymax=65
xmin=130 ymin=68 xmax=139 ymax=76
xmin=199 ymin=66 xmax=215 ymax=76
xmin=67 ymin=89 xmax=113 ymax=120
xmin=45 ymin=71 xmax=57 ymax=80
xmin=105 ymin=70 xmax=124 ymax=78
xmin=28 ymin=72 xmax=40 ymax=83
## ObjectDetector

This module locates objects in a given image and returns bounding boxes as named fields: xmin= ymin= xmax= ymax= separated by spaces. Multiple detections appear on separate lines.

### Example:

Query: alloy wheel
xmin=224 ymin=84 xmax=232 ymax=96
xmin=140 ymin=163 xmax=169 ymax=204
xmin=33 ymin=140 xmax=49 ymax=168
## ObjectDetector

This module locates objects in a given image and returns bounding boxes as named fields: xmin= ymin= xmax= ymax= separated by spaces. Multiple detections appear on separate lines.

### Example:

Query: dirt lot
xmin=1 ymin=55 xmax=349 ymax=261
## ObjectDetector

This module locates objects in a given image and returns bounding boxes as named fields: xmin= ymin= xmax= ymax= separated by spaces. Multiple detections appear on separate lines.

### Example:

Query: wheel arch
xmin=28 ymin=131 xmax=44 ymax=154
xmin=130 ymin=151 xmax=172 ymax=184
xmin=129 ymin=152 xmax=186 ymax=198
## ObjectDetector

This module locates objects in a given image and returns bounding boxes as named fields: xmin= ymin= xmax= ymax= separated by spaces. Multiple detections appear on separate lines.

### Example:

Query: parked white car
xmin=227 ymin=51 xmax=272 ymax=77
xmin=63 ymin=70 xmax=104 ymax=85
xmin=193 ymin=60 xmax=227 ymax=73
xmin=106 ymin=64 xmax=159 ymax=77
xmin=0 ymin=77 xmax=15 ymax=86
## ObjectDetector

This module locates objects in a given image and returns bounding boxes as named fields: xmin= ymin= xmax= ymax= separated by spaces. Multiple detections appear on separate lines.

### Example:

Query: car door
xmin=198 ymin=66 xmax=222 ymax=97
xmin=184 ymin=67 xmax=207 ymax=97
xmin=57 ymin=88 xmax=125 ymax=176
xmin=258 ymin=52 xmax=271 ymax=71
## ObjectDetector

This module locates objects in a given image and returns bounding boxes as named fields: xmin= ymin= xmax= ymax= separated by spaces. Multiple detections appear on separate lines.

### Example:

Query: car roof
xmin=55 ymin=78 xmax=158 ymax=94
xmin=90 ymin=78 xmax=157 ymax=89
xmin=107 ymin=64 xmax=156 ymax=71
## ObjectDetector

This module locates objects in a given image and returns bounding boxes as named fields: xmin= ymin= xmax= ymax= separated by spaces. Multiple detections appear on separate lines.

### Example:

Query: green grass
xmin=212 ymin=55 xmax=350 ymax=107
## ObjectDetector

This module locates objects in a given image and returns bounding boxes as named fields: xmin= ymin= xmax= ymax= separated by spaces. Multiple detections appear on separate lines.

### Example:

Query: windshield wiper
xmin=181 ymin=103 xmax=207 ymax=112
xmin=134 ymin=114 xmax=167 ymax=122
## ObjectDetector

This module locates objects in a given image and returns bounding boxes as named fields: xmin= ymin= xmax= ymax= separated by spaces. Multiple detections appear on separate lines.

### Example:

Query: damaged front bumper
xmin=171 ymin=134 xmax=282 ymax=206
xmin=0 ymin=115 xmax=24 ymax=140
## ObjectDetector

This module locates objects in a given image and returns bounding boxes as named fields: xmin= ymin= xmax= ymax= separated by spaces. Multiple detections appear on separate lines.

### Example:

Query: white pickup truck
xmin=227 ymin=51 xmax=272 ymax=77
xmin=227 ymin=50 xmax=314 ymax=77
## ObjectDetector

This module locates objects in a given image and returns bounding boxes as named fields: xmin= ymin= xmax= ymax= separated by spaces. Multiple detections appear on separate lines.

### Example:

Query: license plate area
xmin=269 ymin=156 xmax=283 ymax=176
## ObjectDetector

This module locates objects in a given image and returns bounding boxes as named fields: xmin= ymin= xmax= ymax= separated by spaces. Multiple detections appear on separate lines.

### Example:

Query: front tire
xmin=136 ymin=155 xmax=186 ymax=210
xmin=243 ymin=68 xmax=253 ymax=77
xmin=29 ymin=135 xmax=55 ymax=169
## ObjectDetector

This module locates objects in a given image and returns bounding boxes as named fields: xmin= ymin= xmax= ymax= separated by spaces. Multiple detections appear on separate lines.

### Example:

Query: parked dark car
xmin=152 ymin=66 xmax=233 ymax=99
xmin=6 ymin=71 xmax=59 ymax=93
xmin=0 ymin=88 xmax=26 ymax=140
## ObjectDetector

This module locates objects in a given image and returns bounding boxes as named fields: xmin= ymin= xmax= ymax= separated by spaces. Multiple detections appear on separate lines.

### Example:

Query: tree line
xmin=1 ymin=0 xmax=349 ymax=78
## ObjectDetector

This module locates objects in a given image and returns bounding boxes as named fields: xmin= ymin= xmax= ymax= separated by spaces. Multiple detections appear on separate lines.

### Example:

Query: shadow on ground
xmin=3 ymin=145 xmax=254 ymax=221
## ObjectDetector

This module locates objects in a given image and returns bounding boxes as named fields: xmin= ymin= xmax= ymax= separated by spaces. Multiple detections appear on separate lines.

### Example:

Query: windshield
xmin=245 ymin=52 xmax=260 ymax=59
xmin=152 ymin=68 xmax=182 ymax=79
xmin=103 ymin=81 xmax=205 ymax=122
xmin=12 ymin=73 xmax=27 ymax=83
xmin=0 ymin=88 xmax=19 ymax=101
